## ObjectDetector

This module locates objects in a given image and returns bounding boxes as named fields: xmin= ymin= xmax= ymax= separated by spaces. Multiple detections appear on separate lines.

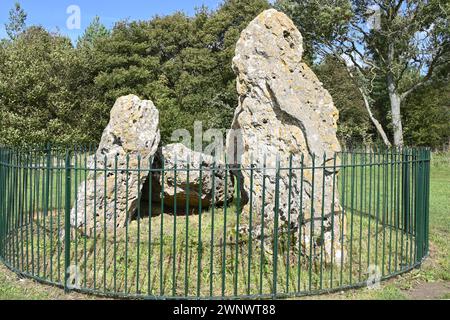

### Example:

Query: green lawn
xmin=0 ymin=151 xmax=449 ymax=300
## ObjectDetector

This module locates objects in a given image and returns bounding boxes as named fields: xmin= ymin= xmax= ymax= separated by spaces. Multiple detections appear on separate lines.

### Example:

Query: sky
xmin=0 ymin=0 xmax=225 ymax=43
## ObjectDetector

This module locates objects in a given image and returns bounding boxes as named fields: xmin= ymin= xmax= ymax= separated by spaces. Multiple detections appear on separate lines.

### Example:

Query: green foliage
xmin=0 ymin=0 xmax=270 ymax=147
xmin=80 ymin=0 xmax=270 ymax=144
xmin=403 ymin=82 xmax=450 ymax=149
xmin=4 ymin=2 xmax=27 ymax=40
xmin=0 ymin=27 xmax=91 ymax=147
xmin=314 ymin=56 xmax=373 ymax=146
xmin=275 ymin=0 xmax=352 ymax=64
xmin=0 ymin=0 xmax=448 ymax=150
xmin=277 ymin=0 xmax=450 ymax=147
xmin=77 ymin=16 xmax=110 ymax=49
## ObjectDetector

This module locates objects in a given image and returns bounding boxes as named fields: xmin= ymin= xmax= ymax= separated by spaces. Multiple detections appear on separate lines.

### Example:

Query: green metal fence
xmin=0 ymin=146 xmax=430 ymax=299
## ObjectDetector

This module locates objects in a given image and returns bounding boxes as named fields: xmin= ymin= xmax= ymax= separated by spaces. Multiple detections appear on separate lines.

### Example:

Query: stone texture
xmin=226 ymin=9 xmax=344 ymax=263
xmin=70 ymin=94 xmax=160 ymax=235
xmin=146 ymin=143 xmax=234 ymax=213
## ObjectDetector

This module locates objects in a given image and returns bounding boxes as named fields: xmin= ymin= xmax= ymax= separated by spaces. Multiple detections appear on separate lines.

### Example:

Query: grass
xmin=0 ymin=151 xmax=449 ymax=300
xmin=1 ymin=207 xmax=417 ymax=298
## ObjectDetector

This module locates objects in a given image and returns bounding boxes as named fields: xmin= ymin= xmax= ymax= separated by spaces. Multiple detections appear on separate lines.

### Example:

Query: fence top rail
xmin=0 ymin=147 xmax=431 ymax=172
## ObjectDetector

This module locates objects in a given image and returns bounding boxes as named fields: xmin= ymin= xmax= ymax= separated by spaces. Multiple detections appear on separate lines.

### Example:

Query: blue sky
xmin=0 ymin=0 xmax=225 ymax=42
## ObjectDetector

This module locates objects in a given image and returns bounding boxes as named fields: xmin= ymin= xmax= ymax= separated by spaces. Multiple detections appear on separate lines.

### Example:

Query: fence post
xmin=425 ymin=149 xmax=431 ymax=255
xmin=64 ymin=150 xmax=71 ymax=293
xmin=415 ymin=149 xmax=427 ymax=261
xmin=402 ymin=148 xmax=410 ymax=233
xmin=45 ymin=146 xmax=51 ymax=218
xmin=0 ymin=148 xmax=4 ymax=256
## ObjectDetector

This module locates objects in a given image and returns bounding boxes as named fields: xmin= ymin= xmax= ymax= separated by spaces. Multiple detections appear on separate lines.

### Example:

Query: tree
xmin=77 ymin=16 xmax=110 ymax=49
xmin=0 ymin=27 xmax=87 ymax=147
xmin=315 ymin=56 xmax=373 ymax=147
xmin=403 ymin=80 xmax=450 ymax=149
xmin=276 ymin=0 xmax=450 ymax=147
xmin=5 ymin=2 xmax=27 ymax=40
xmin=86 ymin=0 xmax=270 ymax=144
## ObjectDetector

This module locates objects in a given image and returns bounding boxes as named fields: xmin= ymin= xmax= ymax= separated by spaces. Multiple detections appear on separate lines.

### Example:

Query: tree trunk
xmin=387 ymin=42 xmax=404 ymax=147
xmin=339 ymin=59 xmax=392 ymax=147
xmin=387 ymin=74 xmax=404 ymax=147
xmin=360 ymin=89 xmax=392 ymax=147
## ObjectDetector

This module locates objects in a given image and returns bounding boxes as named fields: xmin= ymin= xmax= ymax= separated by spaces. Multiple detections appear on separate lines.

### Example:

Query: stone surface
xmin=226 ymin=9 xmax=344 ymax=263
xmin=70 ymin=94 xmax=160 ymax=235
xmin=146 ymin=143 xmax=234 ymax=212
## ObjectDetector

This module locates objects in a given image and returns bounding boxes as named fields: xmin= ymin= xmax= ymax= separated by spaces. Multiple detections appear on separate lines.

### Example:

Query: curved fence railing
xmin=0 ymin=147 xmax=430 ymax=299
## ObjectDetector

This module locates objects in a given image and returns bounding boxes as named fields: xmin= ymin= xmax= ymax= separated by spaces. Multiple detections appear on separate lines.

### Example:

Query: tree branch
xmin=331 ymin=51 xmax=392 ymax=147
xmin=400 ymin=46 xmax=444 ymax=101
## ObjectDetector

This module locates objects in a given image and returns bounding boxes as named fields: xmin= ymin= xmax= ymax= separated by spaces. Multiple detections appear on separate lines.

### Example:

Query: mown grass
xmin=2 ymin=200 xmax=418 ymax=298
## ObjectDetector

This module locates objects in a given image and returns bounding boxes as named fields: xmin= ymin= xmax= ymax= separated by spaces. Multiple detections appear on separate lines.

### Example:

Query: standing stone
xmin=70 ymin=94 xmax=160 ymax=236
xmin=146 ymin=143 xmax=234 ymax=213
xmin=226 ymin=9 xmax=344 ymax=263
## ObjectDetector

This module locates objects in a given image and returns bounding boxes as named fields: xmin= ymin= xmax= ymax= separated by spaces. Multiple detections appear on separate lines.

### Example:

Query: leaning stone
xmin=145 ymin=143 xmax=234 ymax=213
xmin=70 ymin=94 xmax=160 ymax=235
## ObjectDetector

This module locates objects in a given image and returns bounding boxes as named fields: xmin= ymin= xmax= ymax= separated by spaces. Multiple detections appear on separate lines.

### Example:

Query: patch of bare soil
xmin=406 ymin=281 xmax=450 ymax=300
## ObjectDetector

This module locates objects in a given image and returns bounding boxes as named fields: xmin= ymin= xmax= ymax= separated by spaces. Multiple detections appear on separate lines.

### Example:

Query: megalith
xmin=70 ymin=94 xmax=160 ymax=235
xmin=146 ymin=143 xmax=234 ymax=213
xmin=226 ymin=9 xmax=344 ymax=263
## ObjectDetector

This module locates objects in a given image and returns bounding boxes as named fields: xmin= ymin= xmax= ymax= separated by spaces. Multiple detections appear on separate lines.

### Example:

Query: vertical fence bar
xmin=297 ymin=154 xmax=304 ymax=291
xmin=272 ymin=156 xmax=281 ymax=297
xmin=29 ymin=150 xmax=35 ymax=275
xmin=159 ymin=155 xmax=164 ymax=296
xmin=259 ymin=155 xmax=266 ymax=296
xmin=402 ymin=149 xmax=410 ymax=234
xmin=210 ymin=160 xmax=216 ymax=297
xmin=286 ymin=154 xmax=293 ymax=294
xmin=83 ymin=146 xmax=88 ymax=288
xmin=415 ymin=149 xmax=425 ymax=261
xmin=358 ymin=150 xmax=365 ymax=282
xmin=330 ymin=152 xmax=337 ymax=288
xmin=221 ymin=158 xmax=228 ymax=297
xmin=349 ymin=151 xmax=355 ymax=284
xmin=234 ymin=162 xmax=241 ymax=297
xmin=93 ymin=153 xmax=98 ymax=289
xmin=184 ymin=157 xmax=190 ymax=297
xmin=425 ymin=149 xmax=430 ymax=256
xmin=147 ymin=156 xmax=153 ymax=295
xmin=113 ymin=154 xmax=118 ymax=293
xmin=309 ymin=154 xmax=315 ymax=291
xmin=64 ymin=150 xmax=71 ymax=293
xmin=247 ymin=157 xmax=254 ymax=296
xmin=381 ymin=150 xmax=387 ymax=276
xmin=103 ymin=154 xmax=108 ymax=292
xmin=319 ymin=153 xmax=326 ymax=289
xmin=73 ymin=147 xmax=78 ymax=283
xmin=172 ymin=157 xmax=177 ymax=297
xmin=124 ymin=154 xmax=130 ymax=293
xmin=137 ymin=155 xmax=142 ymax=295
xmin=197 ymin=159 xmax=203 ymax=297
xmin=339 ymin=152 xmax=346 ymax=286
xmin=394 ymin=148 xmax=400 ymax=272
xmin=388 ymin=148 xmax=394 ymax=274
xmin=43 ymin=146 xmax=51 ymax=278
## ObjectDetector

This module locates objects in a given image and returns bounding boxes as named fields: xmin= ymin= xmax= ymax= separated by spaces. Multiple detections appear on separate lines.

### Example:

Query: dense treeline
xmin=0 ymin=0 xmax=448 ymax=149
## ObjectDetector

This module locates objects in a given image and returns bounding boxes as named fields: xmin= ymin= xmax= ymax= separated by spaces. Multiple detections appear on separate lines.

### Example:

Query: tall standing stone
xmin=226 ymin=9 xmax=344 ymax=263
xmin=70 ymin=94 xmax=160 ymax=236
